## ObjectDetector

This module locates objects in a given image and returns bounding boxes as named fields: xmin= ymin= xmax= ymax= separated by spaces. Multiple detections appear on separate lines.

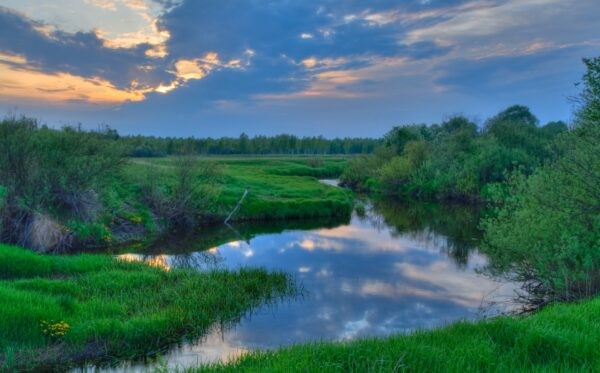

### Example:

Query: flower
xmin=40 ymin=320 xmax=70 ymax=338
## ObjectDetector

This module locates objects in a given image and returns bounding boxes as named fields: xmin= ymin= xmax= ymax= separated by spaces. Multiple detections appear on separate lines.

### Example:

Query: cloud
xmin=0 ymin=5 xmax=255 ymax=104
xmin=0 ymin=59 xmax=149 ymax=104
xmin=2 ymin=0 xmax=176 ymax=53
xmin=0 ymin=52 xmax=27 ymax=65
xmin=85 ymin=0 xmax=118 ymax=11
xmin=0 ymin=7 xmax=168 ymax=89
xmin=151 ymin=51 xmax=252 ymax=94
xmin=0 ymin=0 xmax=598 ymax=134
xmin=174 ymin=58 xmax=209 ymax=81
xmin=402 ymin=0 xmax=600 ymax=59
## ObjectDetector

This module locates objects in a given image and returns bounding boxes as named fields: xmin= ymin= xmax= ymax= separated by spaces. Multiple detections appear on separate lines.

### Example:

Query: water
xmin=94 ymin=198 xmax=518 ymax=371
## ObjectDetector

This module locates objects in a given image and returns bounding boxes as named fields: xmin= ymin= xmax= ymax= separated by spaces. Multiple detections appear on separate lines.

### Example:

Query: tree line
xmin=341 ymin=105 xmax=568 ymax=201
xmin=121 ymin=133 xmax=380 ymax=156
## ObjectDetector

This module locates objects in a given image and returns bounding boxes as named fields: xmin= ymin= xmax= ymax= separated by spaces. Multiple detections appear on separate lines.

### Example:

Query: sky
xmin=0 ymin=0 xmax=599 ymax=137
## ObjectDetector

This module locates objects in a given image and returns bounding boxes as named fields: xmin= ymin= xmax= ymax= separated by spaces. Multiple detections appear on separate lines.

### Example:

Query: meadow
xmin=122 ymin=156 xmax=353 ymax=222
xmin=0 ymin=244 xmax=294 ymax=371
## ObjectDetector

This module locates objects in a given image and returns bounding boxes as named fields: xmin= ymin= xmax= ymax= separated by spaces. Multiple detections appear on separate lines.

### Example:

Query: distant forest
xmin=114 ymin=133 xmax=382 ymax=156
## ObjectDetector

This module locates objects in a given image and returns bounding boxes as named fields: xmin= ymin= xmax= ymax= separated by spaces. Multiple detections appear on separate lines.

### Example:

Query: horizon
xmin=1 ymin=0 xmax=599 ymax=137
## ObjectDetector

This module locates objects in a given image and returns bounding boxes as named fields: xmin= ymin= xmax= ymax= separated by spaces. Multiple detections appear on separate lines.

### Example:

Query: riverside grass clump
xmin=195 ymin=297 xmax=600 ymax=372
xmin=0 ymin=245 xmax=294 ymax=371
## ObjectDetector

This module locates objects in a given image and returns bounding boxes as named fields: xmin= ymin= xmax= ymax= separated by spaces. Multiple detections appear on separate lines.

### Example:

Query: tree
xmin=486 ymin=105 xmax=539 ymax=128
xmin=239 ymin=132 xmax=250 ymax=154
xmin=483 ymin=57 xmax=600 ymax=306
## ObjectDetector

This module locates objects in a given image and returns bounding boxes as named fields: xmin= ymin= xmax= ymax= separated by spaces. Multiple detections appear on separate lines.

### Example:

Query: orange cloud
xmin=0 ymin=47 xmax=254 ymax=103
xmin=258 ymin=69 xmax=364 ymax=99
xmin=155 ymin=81 xmax=179 ymax=94
xmin=151 ymin=51 xmax=252 ymax=95
xmin=174 ymin=59 xmax=209 ymax=81
xmin=0 ymin=60 xmax=149 ymax=104
xmin=0 ymin=52 xmax=27 ymax=65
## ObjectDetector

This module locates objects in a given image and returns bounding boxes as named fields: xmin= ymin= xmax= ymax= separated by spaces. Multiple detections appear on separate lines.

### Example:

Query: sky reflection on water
xmin=110 ymin=201 xmax=517 ymax=371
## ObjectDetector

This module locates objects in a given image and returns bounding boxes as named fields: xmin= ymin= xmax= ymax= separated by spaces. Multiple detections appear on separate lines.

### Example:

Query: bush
xmin=483 ymin=58 xmax=600 ymax=306
xmin=140 ymin=156 xmax=222 ymax=229
xmin=343 ymin=111 xmax=566 ymax=201
xmin=0 ymin=116 xmax=125 ymax=250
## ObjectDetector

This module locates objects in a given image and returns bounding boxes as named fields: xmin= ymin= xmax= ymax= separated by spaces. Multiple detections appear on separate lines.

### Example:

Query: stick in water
xmin=224 ymin=188 xmax=249 ymax=224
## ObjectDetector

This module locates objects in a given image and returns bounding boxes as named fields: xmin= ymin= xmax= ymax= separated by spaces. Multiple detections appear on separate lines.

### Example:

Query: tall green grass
xmin=0 ymin=245 xmax=294 ymax=371
xmin=124 ymin=156 xmax=353 ymax=221
xmin=196 ymin=297 xmax=600 ymax=372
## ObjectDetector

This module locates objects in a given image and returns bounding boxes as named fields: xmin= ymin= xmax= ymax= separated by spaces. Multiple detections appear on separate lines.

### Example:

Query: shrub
xmin=0 ymin=116 xmax=125 ymax=250
xmin=140 ymin=156 xmax=222 ymax=229
xmin=483 ymin=58 xmax=600 ymax=306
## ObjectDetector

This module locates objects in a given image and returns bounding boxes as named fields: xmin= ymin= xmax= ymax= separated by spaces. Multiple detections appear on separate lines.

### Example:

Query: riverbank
xmin=0 ymin=244 xmax=294 ymax=371
xmin=196 ymin=296 xmax=600 ymax=372
xmin=0 ymin=148 xmax=353 ymax=252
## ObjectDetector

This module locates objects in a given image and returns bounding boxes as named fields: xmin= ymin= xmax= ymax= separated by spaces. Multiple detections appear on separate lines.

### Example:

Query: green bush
xmin=483 ymin=57 xmax=600 ymax=305
xmin=343 ymin=110 xmax=565 ymax=201
xmin=0 ymin=117 xmax=125 ymax=249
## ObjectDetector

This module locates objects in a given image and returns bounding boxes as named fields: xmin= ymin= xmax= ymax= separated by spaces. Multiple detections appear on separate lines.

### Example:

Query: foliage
xmin=122 ymin=133 xmax=380 ymax=156
xmin=0 ymin=117 xmax=126 ymax=250
xmin=340 ymin=148 xmax=394 ymax=191
xmin=40 ymin=320 xmax=70 ymax=339
xmin=483 ymin=57 xmax=600 ymax=305
xmin=342 ymin=109 xmax=567 ymax=201
xmin=139 ymin=156 xmax=223 ymax=229
xmin=577 ymin=57 xmax=600 ymax=124
xmin=0 ymin=244 xmax=293 ymax=371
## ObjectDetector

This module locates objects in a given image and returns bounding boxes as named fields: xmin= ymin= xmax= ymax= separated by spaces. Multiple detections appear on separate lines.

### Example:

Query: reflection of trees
xmin=139 ymin=215 xmax=351 ymax=255
xmin=369 ymin=199 xmax=483 ymax=267
xmin=168 ymin=251 xmax=224 ymax=270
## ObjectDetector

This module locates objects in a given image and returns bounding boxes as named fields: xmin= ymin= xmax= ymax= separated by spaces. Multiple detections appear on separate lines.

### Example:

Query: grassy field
xmin=123 ymin=156 xmax=353 ymax=221
xmin=196 ymin=297 xmax=600 ymax=372
xmin=0 ymin=244 xmax=294 ymax=371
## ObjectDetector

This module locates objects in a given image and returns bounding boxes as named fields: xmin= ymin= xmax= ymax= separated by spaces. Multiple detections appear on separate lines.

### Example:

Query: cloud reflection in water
xmin=114 ymin=202 xmax=517 ymax=370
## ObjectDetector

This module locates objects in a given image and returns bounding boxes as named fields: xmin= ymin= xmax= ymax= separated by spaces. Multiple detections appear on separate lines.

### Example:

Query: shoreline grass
xmin=194 ymin=297 xmax=600 ymax=372
xmin=0 ymin=244 xmax=294 ymax=371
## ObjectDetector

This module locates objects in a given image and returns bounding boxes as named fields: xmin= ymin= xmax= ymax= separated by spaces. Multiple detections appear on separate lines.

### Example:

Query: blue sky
xmin=0 ymin=0 xmax=598 ymax=137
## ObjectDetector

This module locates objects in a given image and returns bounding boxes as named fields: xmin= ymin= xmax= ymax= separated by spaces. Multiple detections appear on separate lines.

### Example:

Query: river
xmin=86 ymin=194 xmax=518 ymax=372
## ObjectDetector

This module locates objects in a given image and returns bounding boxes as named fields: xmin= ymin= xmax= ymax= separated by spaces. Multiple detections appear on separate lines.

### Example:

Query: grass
xmin=0 ymin=244 xmax=294 ymax=371
xmin=123 ymin=156 xmax=353 ymax=221
xmin=195 ymin=298 xmax=600 ymax=372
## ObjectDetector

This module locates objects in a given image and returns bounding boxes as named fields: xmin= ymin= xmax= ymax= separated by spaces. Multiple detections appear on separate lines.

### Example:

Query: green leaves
xmin=483 ymin=58 xmax=600 ymax=303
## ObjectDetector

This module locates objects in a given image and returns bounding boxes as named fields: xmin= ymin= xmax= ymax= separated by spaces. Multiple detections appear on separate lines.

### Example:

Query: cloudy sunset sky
xmin=0 ymin=0 xmax=599 ymax=137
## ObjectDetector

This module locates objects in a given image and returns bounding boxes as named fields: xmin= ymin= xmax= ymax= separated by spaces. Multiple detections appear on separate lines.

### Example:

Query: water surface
xmin=101 ymin=199 xmax=517 ymax=371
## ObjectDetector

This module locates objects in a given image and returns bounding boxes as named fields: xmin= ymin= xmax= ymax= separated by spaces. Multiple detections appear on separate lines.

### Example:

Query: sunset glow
xmin=0 ymin=0 xmax=598 ymax=135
